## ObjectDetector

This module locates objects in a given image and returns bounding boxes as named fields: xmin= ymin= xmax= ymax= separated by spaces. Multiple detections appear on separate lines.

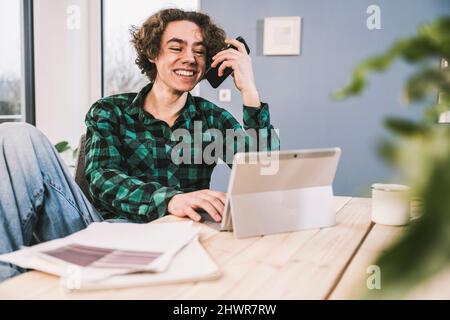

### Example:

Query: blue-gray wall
xmin=199 ymin=0 xmax=450 ymax=196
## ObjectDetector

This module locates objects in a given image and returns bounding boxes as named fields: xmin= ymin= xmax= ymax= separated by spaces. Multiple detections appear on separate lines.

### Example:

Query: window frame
xmin=0 ymin=0 xmax=35 ymax=124
xmin=23 ymin=0 xmax=36 ymax=124
xmin=100 ymin=0 xmax=105 ymax=97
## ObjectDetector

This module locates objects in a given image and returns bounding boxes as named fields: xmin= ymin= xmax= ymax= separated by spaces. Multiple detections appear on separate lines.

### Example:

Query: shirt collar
xmin=125 ymin=82 xmax=200 ymax=124
xmin=125 ymin=82 xmax=152 ymax=117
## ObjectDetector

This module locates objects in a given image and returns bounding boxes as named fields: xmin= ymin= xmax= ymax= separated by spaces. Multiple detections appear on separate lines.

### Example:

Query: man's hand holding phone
xmin=209 ymin=38 xmax=261 ymax=107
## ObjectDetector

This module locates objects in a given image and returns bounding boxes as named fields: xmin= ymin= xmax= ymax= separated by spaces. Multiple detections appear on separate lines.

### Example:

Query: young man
xmin=0 ymin=9 xmax=277 ymax=282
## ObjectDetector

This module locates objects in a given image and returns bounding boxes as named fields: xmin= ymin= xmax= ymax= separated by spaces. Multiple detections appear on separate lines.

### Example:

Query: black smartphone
xmin=204 ymin=36 xmax=250 ymax=88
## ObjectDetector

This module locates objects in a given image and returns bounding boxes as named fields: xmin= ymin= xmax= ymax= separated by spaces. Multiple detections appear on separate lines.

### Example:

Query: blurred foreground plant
xmin=333 ymin=16 xmax=450 ymax=298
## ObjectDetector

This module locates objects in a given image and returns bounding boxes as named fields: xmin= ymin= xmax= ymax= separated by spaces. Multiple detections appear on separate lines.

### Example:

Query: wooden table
xmin=0 ymin=196 xmax=448 ymax=299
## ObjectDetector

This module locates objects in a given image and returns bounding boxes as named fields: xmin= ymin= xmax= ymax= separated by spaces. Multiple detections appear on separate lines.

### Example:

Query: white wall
xmin=34 ymin=0 xmax=101 ymax=151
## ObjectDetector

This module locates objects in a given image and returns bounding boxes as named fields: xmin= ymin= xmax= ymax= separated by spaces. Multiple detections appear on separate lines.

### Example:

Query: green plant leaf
xmin=384 ymin=117 xmax=424 ymax=137
xmin=395 ymin=37 xmax=438 ymax=63
xmin=331 ymin=51 xmax=397 ymax=100
xmin=419 ymin=16 xmax=450 ymax=58
xmin=405 ymin=68 xmax=450 ymax=102
xmin=376 ymin=139 xmax=398 ymax=166
xmin=54 ymin=141 xmax=70 ymax=153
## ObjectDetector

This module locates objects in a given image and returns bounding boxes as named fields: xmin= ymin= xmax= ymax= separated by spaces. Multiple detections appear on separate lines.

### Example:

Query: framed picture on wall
xmin=263 ymin=16 xmax=301 ymax=55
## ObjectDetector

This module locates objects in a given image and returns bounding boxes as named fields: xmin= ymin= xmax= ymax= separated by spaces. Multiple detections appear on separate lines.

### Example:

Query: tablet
xmin=219 ymin=148 xmax=341 ymax=238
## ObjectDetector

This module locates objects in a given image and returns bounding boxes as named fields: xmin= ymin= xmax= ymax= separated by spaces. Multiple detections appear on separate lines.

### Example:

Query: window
xmin=102 ymin=0 xmax=200 ymax=96
xmin=0 ymin=0 xmax=24 ymax=124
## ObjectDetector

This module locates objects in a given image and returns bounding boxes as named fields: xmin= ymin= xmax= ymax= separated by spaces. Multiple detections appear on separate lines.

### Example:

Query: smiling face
xmin=152 ymin=20 xmax=206 ymax=94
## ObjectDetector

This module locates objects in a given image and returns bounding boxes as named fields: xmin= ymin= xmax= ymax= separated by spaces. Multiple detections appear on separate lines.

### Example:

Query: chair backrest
xmin=74 ymin=134 xmax=92 ymax=202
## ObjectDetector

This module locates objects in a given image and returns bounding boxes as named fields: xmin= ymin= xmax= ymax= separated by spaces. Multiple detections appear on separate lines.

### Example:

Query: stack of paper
xmin=0 ymin=221 xmax=221 ymax=290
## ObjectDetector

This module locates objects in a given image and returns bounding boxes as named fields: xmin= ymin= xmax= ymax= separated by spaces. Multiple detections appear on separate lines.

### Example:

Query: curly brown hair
xmin=131 ymin=8 xmax=226 ymax=82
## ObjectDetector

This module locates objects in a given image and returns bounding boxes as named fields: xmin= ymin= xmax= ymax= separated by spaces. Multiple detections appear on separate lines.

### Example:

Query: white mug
xmin=371 ymin=183 xmax=411 ymax=226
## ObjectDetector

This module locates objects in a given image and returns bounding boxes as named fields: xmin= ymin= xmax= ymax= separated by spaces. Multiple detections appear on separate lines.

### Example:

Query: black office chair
xmin=73 ymin=133 xmax=92 ymax=202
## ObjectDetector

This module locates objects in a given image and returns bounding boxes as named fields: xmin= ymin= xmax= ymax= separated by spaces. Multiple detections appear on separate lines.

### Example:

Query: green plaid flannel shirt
xmin=85 ymin=83 xmax=279 ymax=222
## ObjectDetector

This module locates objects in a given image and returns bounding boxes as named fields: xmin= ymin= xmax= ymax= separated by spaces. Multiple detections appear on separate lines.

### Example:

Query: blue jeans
xmin=0 ymin=123 xmax=103 ymax=282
